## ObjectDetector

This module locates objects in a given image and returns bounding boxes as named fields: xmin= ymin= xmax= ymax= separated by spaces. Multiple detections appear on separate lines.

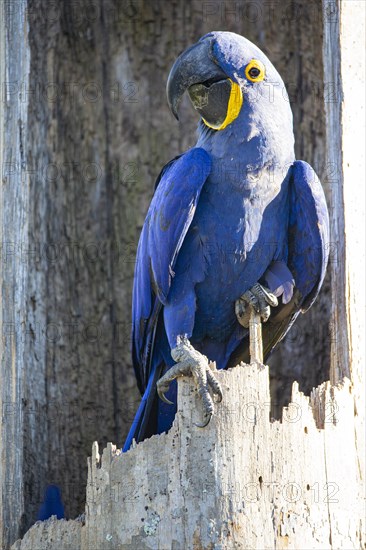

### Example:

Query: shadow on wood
xmin=12 ymin=363 xmax=364 ymax=549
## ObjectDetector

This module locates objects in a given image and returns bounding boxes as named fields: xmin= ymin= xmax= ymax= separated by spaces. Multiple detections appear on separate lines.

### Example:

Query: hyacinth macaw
xmin=36 ymin=485 xmax=65 ymax=521
xmin=123 ymin=32 xmax=329 ymax=451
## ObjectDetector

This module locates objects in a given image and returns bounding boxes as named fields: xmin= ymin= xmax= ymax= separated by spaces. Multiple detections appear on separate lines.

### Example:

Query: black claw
xmin=206 ymin=369 xmax=223 ymax=403
xmin=215 ymin=389 xmax=223 ymax=403
xmin=194 ymin=413 xmax=212 ymax=428
xmin=157 ymin=389 xmax=174 ymax=405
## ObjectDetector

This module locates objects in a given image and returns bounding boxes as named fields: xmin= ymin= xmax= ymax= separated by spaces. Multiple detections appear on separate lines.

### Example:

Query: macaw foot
xmin=235 ymin=282 xmax=278 ymax=328
xmin=157 ymin=339 xmax=223 ymax=427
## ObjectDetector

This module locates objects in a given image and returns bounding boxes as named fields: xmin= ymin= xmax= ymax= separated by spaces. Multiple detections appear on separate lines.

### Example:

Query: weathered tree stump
xmin=11 ymin=363 xmax=364 ymax=549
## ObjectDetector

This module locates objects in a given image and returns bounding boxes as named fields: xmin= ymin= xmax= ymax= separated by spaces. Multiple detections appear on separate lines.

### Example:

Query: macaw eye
xmin=249 ymin=67 xmax=260 ymax=78
xmin=245 ymin=60 xmax=265 ymax=82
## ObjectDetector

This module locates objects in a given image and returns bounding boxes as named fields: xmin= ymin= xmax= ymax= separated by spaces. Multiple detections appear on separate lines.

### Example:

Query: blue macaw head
xmin=167 ymin=31 xmax=293 ymax=135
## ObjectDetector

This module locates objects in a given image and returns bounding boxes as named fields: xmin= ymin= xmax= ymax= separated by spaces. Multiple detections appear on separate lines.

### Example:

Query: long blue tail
xmin=122 ymin=368 xmax=157 ymax=452
xmin=123 ymin=363 xmax=177 ymax=452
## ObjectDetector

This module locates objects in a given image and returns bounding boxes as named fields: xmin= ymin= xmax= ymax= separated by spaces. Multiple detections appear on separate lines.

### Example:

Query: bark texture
xmin=1 ymin=1 xmax=33 ymax=545
xmin=1 ymin=1 xmax=332 ymax=546
xmin=11 ymin=365 xmax=365 ymax=549
xmin=322 ymin=0 xmax=365 ymax=478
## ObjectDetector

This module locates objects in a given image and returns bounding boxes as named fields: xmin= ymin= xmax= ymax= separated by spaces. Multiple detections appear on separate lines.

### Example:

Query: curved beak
xmin=166 ymin=37 xmax=227 ymax=121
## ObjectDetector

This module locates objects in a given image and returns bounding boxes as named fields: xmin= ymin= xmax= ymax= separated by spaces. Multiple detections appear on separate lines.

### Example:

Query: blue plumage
xmin=36 ymin=485 xmax=65 ymax=521
xmin=123 ymin=32 xmax=329 ymax=450
xmin=288 ymin=161 xmax=329 ymax=309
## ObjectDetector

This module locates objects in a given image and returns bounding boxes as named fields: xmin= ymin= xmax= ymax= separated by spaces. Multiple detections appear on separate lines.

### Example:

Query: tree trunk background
xmin=1 ymin=1 xmax=332 ymax=546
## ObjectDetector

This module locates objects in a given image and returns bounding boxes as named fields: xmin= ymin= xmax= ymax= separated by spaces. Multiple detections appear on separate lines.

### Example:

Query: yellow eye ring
xmin=245 ymin=59 xmax=265 ymax=82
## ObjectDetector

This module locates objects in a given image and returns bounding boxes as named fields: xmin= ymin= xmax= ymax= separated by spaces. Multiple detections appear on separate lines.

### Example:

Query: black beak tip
xmin=168 ymin=99 xmax=180 ymax=121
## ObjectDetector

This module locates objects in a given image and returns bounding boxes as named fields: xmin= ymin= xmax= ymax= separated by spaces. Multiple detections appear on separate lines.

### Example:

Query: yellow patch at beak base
xmin=202 ymin=79 xmax=243 ymax=131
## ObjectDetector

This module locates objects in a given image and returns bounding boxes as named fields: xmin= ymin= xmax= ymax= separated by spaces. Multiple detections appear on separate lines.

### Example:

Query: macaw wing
xmin=287 ymin=160 xmax=329 ymax=310
xmin=262 ymin=160 xmax=329 ymax=353
xmin=132 ymin=147 xmax=212 ymax=392
xmin=228 ymin=160 xmax=329 ymax=366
